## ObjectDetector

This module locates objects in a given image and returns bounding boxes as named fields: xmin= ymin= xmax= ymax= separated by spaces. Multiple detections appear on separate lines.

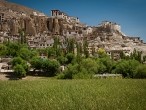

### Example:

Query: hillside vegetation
xmin=0 ymin=40 xmax=146 ymax=79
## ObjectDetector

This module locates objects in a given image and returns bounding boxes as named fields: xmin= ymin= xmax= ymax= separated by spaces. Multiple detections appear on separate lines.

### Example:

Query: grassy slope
xmin=0 ymin=79 xmax=146 ymax=110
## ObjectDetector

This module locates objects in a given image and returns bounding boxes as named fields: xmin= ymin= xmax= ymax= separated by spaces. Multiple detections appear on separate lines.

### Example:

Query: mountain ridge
xmin=0 ymin=0 xmax=40 ymax=15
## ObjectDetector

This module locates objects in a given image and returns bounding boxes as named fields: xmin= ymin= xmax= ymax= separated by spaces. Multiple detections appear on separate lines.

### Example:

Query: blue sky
xmin=7 ymin=0 xmax=146 ymax=42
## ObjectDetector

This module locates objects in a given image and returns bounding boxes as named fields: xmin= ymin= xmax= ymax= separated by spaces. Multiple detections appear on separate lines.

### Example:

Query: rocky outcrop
xmin=47 ymin=18 xmax=53 ymax=33
xmin=24 ymin=17 xmax=36 ymax=36
xmin=0 ymin=0 xmax=83 ymax=36
xmin=10 ymin=18 xmax=19 ymax=35
xmin=0 ymin=0 xmax=49 ymax=36
xmin=33 ymin=16 xmax=48 ymax=34
xmin=47 ymin=18 xmax=66 ymax=35
xmin=91 ymin=22 xmax=124 ymax=42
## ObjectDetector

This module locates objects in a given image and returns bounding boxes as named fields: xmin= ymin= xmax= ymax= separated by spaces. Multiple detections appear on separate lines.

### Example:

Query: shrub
xmin=30 ymin=57 xmax=43 ymax=70
xmin=96 ymin=58 xmax=106 ymax=74
xmin=58 ymin=58 xmax=98 ymax=79
xmin=66 ymin=64 xmax=79 ymax=78
xmin=99 ymin=57 xmax=114 ymax=73
xmin=12 ymin=57 xmax=29 ymax=73
xmin=73 ymin=69 xmax=93 ymax=79
xmin=18 ymin=48 xmax=32 ymax=61
xmin=81 ymin=58 xmax=98 ymax=74
xmin=45 ymin=59 xmax=60 ymax=76
xmin=114 ymin=59 xmax=140 ymax=78
xmin=14 ymin=64 xmax=26 ymax=78
xmin=134 ymin=65 xmax=146 ymax=78
xmin=57 ymin=64 xmax=79 ymax=79
xmin=57 ymin=56 xmax=68 ymax=65
xmin=56 ymin=73 xmax=66 ymax=79
xmin=66 ymin=53 xmax=75 ymax=64
xmin=11 ymin=57 xmax=24 ymax=67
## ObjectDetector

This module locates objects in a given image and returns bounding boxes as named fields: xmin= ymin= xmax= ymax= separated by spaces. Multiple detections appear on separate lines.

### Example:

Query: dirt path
xmin=0 ymin=73 xmax=8 ymax=80
xmin=0 ymin=73 xmax=48 ymax=81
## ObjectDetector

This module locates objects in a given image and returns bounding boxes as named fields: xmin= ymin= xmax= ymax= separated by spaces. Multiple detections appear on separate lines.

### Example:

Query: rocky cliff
xmin=0 ymin=0 xmax=75 ymax=36
xmin=0 ymin=0 xmax=49 ymax=35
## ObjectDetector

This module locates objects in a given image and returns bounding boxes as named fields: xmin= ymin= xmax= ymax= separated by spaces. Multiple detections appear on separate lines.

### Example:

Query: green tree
xmin=83 ymin=38 xmax=89 ymax=58
xmin=60 ymin=64 xmax=79 ymax=79
xmin=99 ymin=57 xmax=114 ymax=73
xmin=0 ymin=44 xmax=7 ymax=57
xmin=53 ymin=36 xmax=61 ymax=56
xmin=91 ymin=45 xmax=95 ymax=56
xmin=57 ymin=56 xmax=68 ymax=65
xmin=76 ymin=42 xmax=82 ymax=56
xmin=18 ymin=48 xmax=32 ymax=61
xmin=47 ymin=47 xmax=56 ymax=58
xmin=130 ymin=49 xmax=142 ymax=62
xmin=6 ymin=42 xmax=21 ymax=57
xmin=96 ymin=58 xmax=106 ymax=74
xmin=80 ymin=58 xmax=98 ymax=74
xmin=143 ymin=55 xmax=146 ymax=62
xmin=66 ymin=38 xmax=75 ymax=53
xmin=12 ymin=57 xmax=29 ymax=73
xmin=14 ymin=64 xmax=26 ymax=78
xmin=30 ymin=57 xmax=43 ymax=71
xmin=114 ymin=59 xmax=140 ymax=78
xmin=134 ymin=65 xmax=146 ymax=78
xmin=66 ymin=53 xmax=75 ymax=64
xmin=12 ymin=57 xmax=24 ymax=67
xmin=37 ymin=48 xmax=47 ymax=56
xmin=120 ymin=51 xmax=126 ymax=59
xmin=19 ymin=29 xmax=26 ymax=44
xmin=42 ymin=59 xmax=60 ymax=76
xmin=30 ymin=50 xmax=39 ymax=58
xmin=97 ymin=48 xmax=107 ymax=58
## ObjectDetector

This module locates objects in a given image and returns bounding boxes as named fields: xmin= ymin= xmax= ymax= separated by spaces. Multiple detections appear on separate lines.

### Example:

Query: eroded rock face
xmin=0 ymin=14 xmax=66 ymax=36
xmin=47 ymin=18 xmax=65 ymax=35
xmin=48 ymin=18 xmax=59 ymax=34
xmin=10 ymin=18 xmax=19 ymax=35
xmin=34 ymin=16 xmax=48 ymax=34
xmin=0 ymin=15 xmax=51 ymax=36
xmin=24 ymin=17 xmax=36 ymax=36
xmin=0 ymin=0 xmax=80 ymax=36
xmin=0 ymin=22 xmax=9 ymax=32
xmin=47 ymin=18 xmax=53 ymax=33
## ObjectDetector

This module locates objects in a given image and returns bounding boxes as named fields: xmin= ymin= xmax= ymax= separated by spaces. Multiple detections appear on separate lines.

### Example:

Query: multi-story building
xmin=51 ymin=10 xmax=79 ymax=23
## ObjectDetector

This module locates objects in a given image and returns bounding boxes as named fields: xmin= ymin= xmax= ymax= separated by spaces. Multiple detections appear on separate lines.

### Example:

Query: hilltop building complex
xmin=0 ymin=0 xmax=146 ymax=60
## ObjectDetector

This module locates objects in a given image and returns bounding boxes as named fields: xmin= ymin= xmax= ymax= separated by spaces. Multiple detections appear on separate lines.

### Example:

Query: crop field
xmin=0 ymin=79 xmax=146 ymax=110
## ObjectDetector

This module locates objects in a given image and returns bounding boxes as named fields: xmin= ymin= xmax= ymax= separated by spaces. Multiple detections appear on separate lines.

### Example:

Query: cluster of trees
xmin=30 ymin=57 xmax=60 ymax=76
xmin=58 ymin=52 xmax=146 ymax=79
xmin=0 ymin=42 xmax=38 ymax=78
xmin=0 ymin=36 xmax=146 ymax=79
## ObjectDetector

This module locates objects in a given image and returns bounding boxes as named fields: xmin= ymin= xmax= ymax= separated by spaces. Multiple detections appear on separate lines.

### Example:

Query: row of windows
xmin=40 ymin=44 xmax=53 ymax=47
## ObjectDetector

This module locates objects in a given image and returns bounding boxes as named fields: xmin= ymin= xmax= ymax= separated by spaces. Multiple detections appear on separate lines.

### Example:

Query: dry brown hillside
xmin=0 ymin=0 xmax=39 ymax=14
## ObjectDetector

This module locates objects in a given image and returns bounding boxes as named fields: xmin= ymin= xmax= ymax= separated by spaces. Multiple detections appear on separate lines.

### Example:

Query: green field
xmin=0 ymin=79 xmax=146 ymax=110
